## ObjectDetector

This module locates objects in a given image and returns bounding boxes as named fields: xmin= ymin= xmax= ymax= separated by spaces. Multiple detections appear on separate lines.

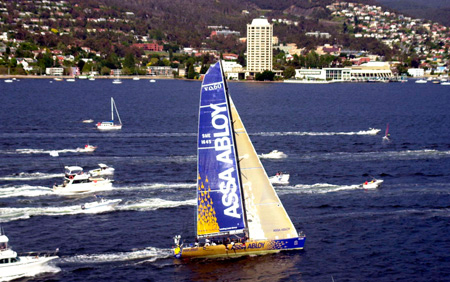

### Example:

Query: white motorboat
xmin=0 ymin=230 xmax=59 ymax=281
xmin=112 ymin=79 xmax=122 ymax=84
xmin=81 ymin=196 xmax=121 ymax=212
xmin=441 ymin=82 xmax=450 ymax=86
xmin=96 ymin=97 xmax=123 ymax=131
xmin=149 ymin=79 xmax=156 ymax=83
xmin=269 ymin=172 xmax=290 ymax=185
xmin=89 ymin=163 xmax=115 ymax=178
xmin=66 ymin=78 xmax=75 ymax=82
xmin=415 ymin=79 xmax=427 ymax=84
xmin=53 ymin=166 xmax=113 ymax=194
xmin=76 ymin=144 xmax=97 ymax=153
xmin=4 ymin=79 xmax=13 ymax=83
xmin=133 ymin=76 xmax=140 ymax=81
xmin=362 ymin=179 xmax=383 ymax=189
xmin=82 ymin=119 xmax=94 ymax=123
xmin=260 ymin=150 xmax=287 ymax=159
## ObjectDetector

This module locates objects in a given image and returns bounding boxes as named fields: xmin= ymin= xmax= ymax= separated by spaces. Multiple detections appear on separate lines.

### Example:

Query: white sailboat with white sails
xmin=96 ymin=97 xmax=123 ymax=131
xmin=172 ymin=61 xmax=305 ymax=259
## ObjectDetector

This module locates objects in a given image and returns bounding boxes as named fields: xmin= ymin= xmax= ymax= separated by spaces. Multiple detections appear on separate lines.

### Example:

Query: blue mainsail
xmin=196 ymin=62 xmax=246 ymax=237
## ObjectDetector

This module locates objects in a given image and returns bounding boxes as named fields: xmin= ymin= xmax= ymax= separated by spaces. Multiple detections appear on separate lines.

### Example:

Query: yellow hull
xmin=175 ymin=237 xmax=305 ymax=259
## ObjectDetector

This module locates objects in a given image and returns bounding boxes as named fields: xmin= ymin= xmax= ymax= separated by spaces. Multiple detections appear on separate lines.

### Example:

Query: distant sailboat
xmin=96 ymin=97 xmax=123 ymax=131
xmin=382 ymin=123 xmax=390 ymax=142
xmin=172 ymin=61 xmax=305 ymax=259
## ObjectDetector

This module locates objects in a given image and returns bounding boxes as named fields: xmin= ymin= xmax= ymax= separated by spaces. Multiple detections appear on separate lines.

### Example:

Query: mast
xmin=111 ymin=97 xmax=114 ymax=121
xmin=219 ymin=60 xmax=249 ymax=235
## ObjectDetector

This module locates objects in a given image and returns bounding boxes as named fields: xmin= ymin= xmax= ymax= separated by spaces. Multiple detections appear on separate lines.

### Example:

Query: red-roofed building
xmin=132 ymin=43 xmax=163 ymax=52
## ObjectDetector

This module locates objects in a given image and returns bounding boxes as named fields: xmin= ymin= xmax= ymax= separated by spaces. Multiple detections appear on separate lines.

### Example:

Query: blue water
xmin=0 ymin=78 xmax=449 ymax=281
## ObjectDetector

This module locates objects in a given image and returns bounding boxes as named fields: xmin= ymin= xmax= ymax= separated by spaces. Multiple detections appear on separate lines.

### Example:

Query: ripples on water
xmin=0 ymin=79 xmax=449 ymax=281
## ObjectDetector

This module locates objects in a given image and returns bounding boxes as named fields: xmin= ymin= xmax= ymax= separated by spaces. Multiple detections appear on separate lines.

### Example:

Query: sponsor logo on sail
xmin=210 ymin=103 xmax=240 ymax=219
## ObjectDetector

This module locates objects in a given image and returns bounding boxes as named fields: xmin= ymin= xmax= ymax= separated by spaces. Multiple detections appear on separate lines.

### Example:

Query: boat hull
xmin=174 ymin=237 xmax=305 ymax=259
xmin=96 ymin=125 xmax=122 ymax=131
xmin=0 ymin=256 xmax=58 ymax=281
xmin=362 ymin=179 xmax=383 ymax=189
xmin=53 ymin=180 xmax=112 ymax=194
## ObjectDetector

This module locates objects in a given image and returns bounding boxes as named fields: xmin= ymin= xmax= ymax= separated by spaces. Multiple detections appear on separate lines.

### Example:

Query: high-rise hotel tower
xmin=246 ymin=18 xmax=273 ymax=73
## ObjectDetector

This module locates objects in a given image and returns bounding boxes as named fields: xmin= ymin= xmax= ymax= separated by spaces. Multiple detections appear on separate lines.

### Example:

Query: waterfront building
xmin=147 ymin=66 xmax=175 ymax=76
xmin=407 ymin=68 xmax=425 ymax=77
xmin=45 ymin=67 xmax=64 ymax=76
xmin=246 ymin=18 xmax=273 ymax=76
xmin=292 ymin=62 xmax=393 ymax=82
xmin=222 ymin=61 xmax=244 ymax=80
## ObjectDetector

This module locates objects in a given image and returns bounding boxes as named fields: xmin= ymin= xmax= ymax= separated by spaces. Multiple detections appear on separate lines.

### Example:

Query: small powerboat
xmin=81 ymin=196 xmax=121 ymax=212
xmin=362 ymin=179 xmax=383 ymax=189
xmin=0 ymin=229 xmax=59 ymax=281
xmin=53 ymin=166 xmax=113 ymax=194
xmin=269 ymin=172 xmax=290 ymax=185
xmin=89 ymin=164 xmax=115 ymax=178
xmin=260 ymin=150 xmax=287 ymax=159
xmin=82 ymin=119 xmax=94 ymax=123
xmin=76 ymin=144 xmax=97 ymax=153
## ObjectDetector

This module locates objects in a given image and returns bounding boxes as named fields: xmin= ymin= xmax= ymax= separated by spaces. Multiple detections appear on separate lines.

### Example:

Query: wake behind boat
xmin=172 ymin=61 xmax=305 ymax=259
xmin=0 ymin=229 xmax=59 ymax=281
xmin=53 ymin=166 xmax=113 ymax=194
xmin=96 ymin=97 xmax=122 ymax=131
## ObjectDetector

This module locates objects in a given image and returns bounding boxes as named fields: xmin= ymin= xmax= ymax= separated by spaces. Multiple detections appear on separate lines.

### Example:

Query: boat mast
xmin=111 ymin=97 xmax=114 ymax=121
xmin=219 ymin=60 xmax=249 ymax=236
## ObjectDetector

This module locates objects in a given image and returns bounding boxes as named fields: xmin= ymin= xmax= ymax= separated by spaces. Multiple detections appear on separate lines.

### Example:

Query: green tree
xmin=187 ymin=64 xmax=196 ymax=79
xmin=123 ymin=53 xmax=136 ymax=69
xmin=255 ymin=70 xmax=275 ymax=81
xmin=283 ymin=66 xmax=296 ymax=79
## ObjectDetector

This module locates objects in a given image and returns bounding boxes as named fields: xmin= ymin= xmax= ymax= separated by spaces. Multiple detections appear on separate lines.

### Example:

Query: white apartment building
xmin=246 ymin=18 xmax=273 ymax=75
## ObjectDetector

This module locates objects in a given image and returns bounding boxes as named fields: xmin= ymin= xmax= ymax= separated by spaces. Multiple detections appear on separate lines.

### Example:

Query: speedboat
xmin=149 ymin=79 xmax=156 ymax=83
xmin=362 ymin=179 xmax=383 ymax=189
xmin=82 ymin=119 xmax=94 ymax=123
xmin=112 ymin=79 xmax=122 ymax=84
xmin=53 ymin=166 xmax=113 ymax=194
xmin=269 ymin=172 xmax=290 ymax=185
xmin=89 ymin=163 xmax=115 ymax=178
xmin=260 ymin=150 xmax=287 ymax=159
xmin=81 ymin=196 xmax=121 ymax=212
xmin=415 ymin=79 xmax=427 ymax=84
xmin=76 ymin=144 xmax=97 ymax=153
xmin=0 ymin=230 xmax=59 ymax=281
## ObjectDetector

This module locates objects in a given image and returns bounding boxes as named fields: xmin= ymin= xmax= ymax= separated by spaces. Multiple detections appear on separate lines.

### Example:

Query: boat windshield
xmin=0 ymin=242 xmax=7 ymax=250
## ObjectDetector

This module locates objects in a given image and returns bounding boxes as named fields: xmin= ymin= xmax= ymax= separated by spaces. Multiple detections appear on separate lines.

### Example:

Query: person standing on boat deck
xmin=205 ymin=238 xmax=210 ymax=246
xmin=194 ymin=238 xmax=199 ymax=247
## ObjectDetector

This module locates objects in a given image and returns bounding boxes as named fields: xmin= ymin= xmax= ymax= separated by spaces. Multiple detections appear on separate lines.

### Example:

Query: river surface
xmin=0 ymin=78 xmax=449 ymax=281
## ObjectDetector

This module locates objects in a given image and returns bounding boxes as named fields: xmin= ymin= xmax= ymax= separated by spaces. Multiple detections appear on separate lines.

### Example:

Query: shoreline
xmin=0 ymin=74 xmax=174 ymax=80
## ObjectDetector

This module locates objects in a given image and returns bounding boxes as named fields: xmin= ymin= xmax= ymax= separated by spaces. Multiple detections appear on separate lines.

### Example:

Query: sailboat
xmin=4 ymin=67 xmax=13 ymax=83
xmin=172 ymin=61 xmax=305 ymax=259
xmin=382 ymin=123 xmax=390 ymax=142
xmin=96 ymin=97 xmax=123 ymax=131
